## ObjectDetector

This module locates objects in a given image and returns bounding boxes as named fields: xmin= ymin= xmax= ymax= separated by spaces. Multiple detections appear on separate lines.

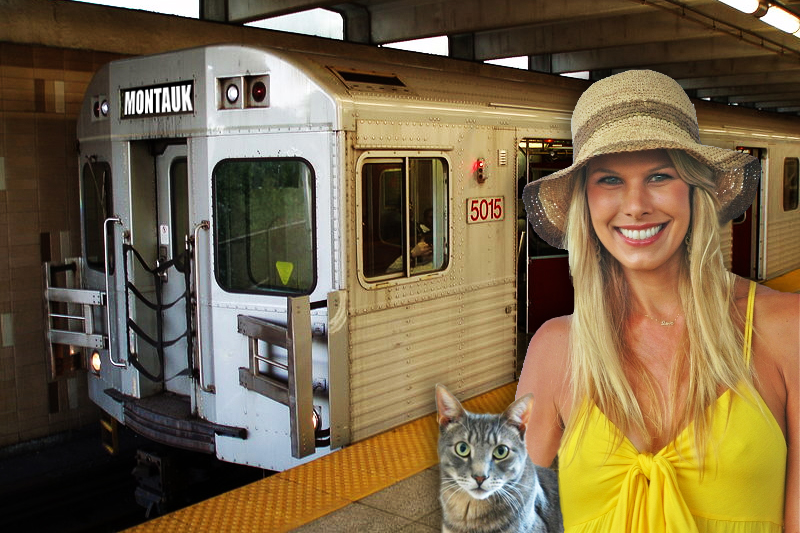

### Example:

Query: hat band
xmin=573 ymin=100 xmax=700 ymax=156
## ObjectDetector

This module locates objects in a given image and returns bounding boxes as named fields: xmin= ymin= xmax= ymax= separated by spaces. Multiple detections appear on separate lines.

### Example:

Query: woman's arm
xmin=516 ymin=316 xmax=571 ymax=468
xmin=755 ymin=288 xmax=799 ymax=532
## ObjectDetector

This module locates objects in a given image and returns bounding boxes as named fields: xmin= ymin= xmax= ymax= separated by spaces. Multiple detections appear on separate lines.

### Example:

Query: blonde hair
xmin=563 ymin=149 xmax=755 ymax=470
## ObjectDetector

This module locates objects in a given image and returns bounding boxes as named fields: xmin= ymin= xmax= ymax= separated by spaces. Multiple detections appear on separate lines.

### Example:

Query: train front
xmin=67 ymin=44 xmax=347 ymax=471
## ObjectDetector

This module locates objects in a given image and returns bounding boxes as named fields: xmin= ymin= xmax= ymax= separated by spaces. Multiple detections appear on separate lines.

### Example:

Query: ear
xmin=502 ymin=394 xmax=533 ymax=439
xmin=435 ymin=384 xmax=465 ymax=429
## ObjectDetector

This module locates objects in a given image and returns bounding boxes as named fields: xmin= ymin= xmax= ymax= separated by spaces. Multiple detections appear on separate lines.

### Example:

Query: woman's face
xmin=585 ymin=149 xmax=691 ymax=275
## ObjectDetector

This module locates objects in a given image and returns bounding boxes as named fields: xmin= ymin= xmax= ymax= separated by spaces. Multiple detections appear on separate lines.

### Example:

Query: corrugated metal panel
xmin=765 ymin=215 xmax=800 ymax=278
xmin=348 ymin=281 xmax=516 ymax=442
xmin=720 ymin=221 xmax=732 ymax=270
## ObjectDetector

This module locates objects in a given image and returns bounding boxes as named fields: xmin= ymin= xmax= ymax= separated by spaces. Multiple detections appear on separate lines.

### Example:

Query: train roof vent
xmin=331 ymin=68 xmax=412 ymax=94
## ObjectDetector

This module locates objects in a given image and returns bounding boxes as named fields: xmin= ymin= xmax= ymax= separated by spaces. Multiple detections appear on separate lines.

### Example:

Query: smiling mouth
xmin=617 ymin=224 xmax=665 ymax=241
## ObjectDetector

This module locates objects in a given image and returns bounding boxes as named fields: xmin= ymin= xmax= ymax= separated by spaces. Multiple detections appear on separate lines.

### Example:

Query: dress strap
xmin=743 ymin=280 xmax=757 ymax=365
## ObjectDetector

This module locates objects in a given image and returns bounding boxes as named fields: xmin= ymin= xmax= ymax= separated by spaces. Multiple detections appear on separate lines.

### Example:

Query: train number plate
xmin=467 ymin=197 xmax=505 ymax=224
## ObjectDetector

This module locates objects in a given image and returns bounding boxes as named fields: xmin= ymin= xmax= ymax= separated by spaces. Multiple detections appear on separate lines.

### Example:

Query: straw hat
xmin=522 ymin=69 xmax=761 ymax=249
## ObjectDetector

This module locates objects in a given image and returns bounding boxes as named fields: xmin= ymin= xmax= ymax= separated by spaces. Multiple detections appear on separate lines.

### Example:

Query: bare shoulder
xmin=752 ymin=283 xmax=799 ymax=363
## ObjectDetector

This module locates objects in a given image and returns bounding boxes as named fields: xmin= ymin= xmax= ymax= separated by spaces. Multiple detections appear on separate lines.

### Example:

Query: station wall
xmin=0 ymin=43 xmax=127 ymax=448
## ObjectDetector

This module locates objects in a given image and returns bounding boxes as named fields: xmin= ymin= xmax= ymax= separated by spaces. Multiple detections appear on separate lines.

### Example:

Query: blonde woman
xmin=517 ymin=70 xmax=798 ymax=533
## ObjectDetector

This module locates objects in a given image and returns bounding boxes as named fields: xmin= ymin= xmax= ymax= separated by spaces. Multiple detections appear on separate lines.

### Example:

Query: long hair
xmin=563 ymin=149 xmax=755 ymax=470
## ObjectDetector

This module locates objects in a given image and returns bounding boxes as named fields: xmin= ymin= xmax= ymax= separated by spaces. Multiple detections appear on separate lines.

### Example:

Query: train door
xmin=155 ymin=144 xmax=192 ymax=396
xmin=730 ymin=146 xmax=765 ymax=280
xmin=126 ymin=140 xmax=193 ymax=399
xmin=519 ymin=139 xmax=574 ymax=339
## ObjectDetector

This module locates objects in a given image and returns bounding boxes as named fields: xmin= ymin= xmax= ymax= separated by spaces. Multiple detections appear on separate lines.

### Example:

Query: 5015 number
xmin=467 ymin=197 xmax=504 ymax=224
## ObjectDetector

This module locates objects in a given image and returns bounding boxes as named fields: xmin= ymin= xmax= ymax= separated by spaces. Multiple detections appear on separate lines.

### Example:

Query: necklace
xmin=642 ymin=312 xmax=681 ymax=326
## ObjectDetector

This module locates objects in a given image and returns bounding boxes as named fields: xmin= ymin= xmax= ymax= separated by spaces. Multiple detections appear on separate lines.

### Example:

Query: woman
xmin=517 ymin=70 xmax=798 ymax=532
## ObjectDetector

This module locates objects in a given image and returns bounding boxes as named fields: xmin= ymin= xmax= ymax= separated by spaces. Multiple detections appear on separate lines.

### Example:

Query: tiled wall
xmin=0 ymin=43 xmax=125 ymax=448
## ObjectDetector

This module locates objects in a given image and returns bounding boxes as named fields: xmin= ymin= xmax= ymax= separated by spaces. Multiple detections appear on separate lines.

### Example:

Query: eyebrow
xmin=588 ymin=164 xmax=676 ymax=175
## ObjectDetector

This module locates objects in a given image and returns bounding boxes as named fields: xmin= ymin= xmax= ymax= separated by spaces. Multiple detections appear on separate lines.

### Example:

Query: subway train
xmin=42 ymin=42 xmax=800 ymax=473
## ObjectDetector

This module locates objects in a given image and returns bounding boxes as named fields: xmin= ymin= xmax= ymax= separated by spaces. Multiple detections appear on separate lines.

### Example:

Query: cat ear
xmin=435 ymin=384 xmax=465 ymax=429
xmin=502 ymin=394 xmax=534 ymax=438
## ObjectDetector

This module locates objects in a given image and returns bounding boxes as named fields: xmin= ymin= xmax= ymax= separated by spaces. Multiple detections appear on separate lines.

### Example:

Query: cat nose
xmin=472 ymin=475 xmax=487 ymax=487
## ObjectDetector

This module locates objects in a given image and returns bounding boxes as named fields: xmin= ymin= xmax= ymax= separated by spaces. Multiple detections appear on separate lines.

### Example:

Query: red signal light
xmin=476 ymin=158 xmax=486 ymax=183
xmin=251 ymin=81 xmax=267 ymax=103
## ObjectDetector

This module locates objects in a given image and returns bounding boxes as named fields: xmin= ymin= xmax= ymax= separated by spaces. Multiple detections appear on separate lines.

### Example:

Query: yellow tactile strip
xmin=123 ymin=382 xmax=516 ymax=533
xmin=762 ymin=268 xmax=800 ymax=293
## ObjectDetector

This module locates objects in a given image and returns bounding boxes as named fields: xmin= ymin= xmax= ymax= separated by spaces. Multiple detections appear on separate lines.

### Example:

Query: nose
xmin=472 ymin=475 xmax=487 ymax=487
xmin=623 ymin=182 xmax=652 ymax=219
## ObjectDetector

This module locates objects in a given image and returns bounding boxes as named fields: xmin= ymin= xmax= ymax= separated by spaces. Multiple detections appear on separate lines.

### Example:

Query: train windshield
xmin=81 ymin=160 xmax=113 ymax=272
xmin=213 ymin=158 xmax=316 ymax=295
xmin=360 ymin=157 xmax=449 ymax=280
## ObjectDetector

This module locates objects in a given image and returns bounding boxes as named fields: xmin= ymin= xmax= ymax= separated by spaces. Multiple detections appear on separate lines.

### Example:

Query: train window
xmin=170 ymin=157 xmax=189 ymax=272
xmin=360 ymin=157 xmax=449 ymax=280
xmin=213 ymin=159 xmax=315 ymax=295
xmin=783 ymin=157 xmax=799 ymax=212
xmin=81 ymin=160 xmax=113 ymax=272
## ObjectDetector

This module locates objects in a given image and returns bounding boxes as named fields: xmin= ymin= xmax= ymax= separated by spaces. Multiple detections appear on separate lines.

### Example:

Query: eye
xmin=649 ymin=173 xmax=675 ymax=183
xmin=492 ymin=445 xmax=509 ymax=460
xmin=596 ymin=175 xmax=622 ymax=186
xmin=454 ymin=441 xmax=471 ymax=457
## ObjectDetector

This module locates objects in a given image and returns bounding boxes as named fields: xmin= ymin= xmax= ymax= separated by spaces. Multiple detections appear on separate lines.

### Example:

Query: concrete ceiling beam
xmin=473 ymin=10 xmax=716 ymax=60
xmin=549 ymin=35 xmax=767 ymax=74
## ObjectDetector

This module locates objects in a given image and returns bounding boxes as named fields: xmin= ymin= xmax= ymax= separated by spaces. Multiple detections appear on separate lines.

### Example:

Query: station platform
xmin=123 ymin=382 xmax=517 ymax=533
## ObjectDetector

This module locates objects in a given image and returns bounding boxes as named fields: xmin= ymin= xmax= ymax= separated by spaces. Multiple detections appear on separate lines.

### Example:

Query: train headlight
xmin=100 ymin=100 xmax=110 ymax=117
xmin=226 ymin=83 xmax=240 ymax=104
xmin=90 ymin=350 xmax=102 ymax=374
xmin=312 ymin=408 xmax=321 ymax=431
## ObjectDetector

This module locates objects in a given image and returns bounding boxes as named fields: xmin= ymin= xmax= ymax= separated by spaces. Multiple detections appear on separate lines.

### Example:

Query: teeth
xmin=620 ymin=224 xmax=663 ymax=240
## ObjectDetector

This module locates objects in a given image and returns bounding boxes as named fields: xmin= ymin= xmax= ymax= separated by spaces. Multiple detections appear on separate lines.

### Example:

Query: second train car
xmin=46 ymin=43 xmax=800 ymax=471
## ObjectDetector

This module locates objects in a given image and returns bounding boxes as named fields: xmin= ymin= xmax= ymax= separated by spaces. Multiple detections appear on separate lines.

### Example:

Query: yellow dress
xmin=558 ymin=282 xmax=786 ymax=532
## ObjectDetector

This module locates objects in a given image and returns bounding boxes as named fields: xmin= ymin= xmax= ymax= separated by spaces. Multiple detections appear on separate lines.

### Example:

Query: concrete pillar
xmin=449 ymin=34 xmax=475 ymax=61
xmin=332 ymin=4 xmax=371 ymax=44
xmin=200 ymin=0 xmax=227 ymax=22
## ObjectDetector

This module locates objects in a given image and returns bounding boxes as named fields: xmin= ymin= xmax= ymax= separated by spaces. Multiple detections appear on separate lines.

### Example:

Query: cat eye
xmin=492 ymin=445 xmax=509 ymax=460
xmin=454 ymin=441 xmax=471 ymax=457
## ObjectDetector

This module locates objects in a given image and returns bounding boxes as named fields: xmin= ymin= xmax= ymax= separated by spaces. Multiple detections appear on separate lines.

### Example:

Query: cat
xmin=435 ymin=384 xmax=563 ymax=533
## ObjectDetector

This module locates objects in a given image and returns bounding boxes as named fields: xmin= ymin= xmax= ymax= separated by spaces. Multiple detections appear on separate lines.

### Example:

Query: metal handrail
xmin=193 ymin=220 xmax=214 ymax=393
xmin=104 ymin=217 xmax=126 ymax=367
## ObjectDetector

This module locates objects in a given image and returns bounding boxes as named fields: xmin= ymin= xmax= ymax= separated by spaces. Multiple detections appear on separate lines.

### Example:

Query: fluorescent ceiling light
xmin=760 ymin=5 xmax=800 ymax=33
xmin=716 ymin=0 xmax=762 ymax=14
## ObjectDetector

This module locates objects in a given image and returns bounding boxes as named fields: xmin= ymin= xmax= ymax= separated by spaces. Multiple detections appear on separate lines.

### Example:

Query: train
xmin=42 ymin=42 xmax=800 ymax=475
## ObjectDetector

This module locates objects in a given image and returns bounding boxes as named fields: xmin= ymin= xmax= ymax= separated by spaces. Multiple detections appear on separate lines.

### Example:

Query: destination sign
xmin=121 ymin=81 xmax=194 ymax=118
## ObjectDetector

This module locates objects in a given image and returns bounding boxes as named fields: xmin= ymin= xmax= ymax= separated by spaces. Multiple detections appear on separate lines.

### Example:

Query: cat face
xmin=436 ymin=385 xmax=533 ymax=501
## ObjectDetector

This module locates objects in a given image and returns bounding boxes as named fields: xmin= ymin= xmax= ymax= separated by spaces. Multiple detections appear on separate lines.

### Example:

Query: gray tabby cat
xmin=435 ymin=384 xmax=563 ymax=533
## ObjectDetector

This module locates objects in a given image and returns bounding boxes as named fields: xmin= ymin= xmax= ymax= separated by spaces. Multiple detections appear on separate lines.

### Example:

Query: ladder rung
xmin=49 ymin=329 xmax=106 ymax=349
xmin=48 ymin=313 xmax=86 ymax=321
xmin=46 ymin=287 xmax=105 ymax=306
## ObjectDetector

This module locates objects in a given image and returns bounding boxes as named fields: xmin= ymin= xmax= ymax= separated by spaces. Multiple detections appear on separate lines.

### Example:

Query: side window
xmin=81 ymin=160 xmax=113 ymax=272
xmin=361 ymin=157 xmax=449 ymax=281
xmin=783 ymin=157 xmax=799 ymax=212
xmin=213 ymin=159 xmax=315 ymax=295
